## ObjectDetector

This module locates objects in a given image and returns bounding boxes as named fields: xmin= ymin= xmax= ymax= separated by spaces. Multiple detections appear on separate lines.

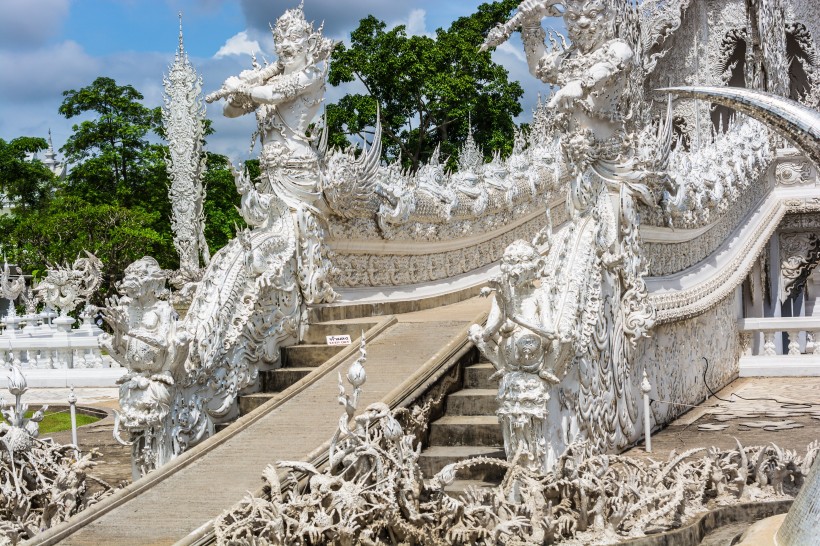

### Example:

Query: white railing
xmin=737 ymin=317 xmax=820 ymax=356
xmin=0 ymin=315 xmax=110 ymax=369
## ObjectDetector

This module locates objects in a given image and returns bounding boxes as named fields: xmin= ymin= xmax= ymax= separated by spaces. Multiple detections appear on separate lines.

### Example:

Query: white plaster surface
xmin=0 ymin=366 xmax=126 ymax=388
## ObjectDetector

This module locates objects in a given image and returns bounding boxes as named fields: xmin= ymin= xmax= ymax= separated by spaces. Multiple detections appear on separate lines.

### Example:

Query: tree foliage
xmin=202 ymin=152 xmax=245 ymax=252
xmin=0 ymin=195 xmax=170 ymax=297
xmin=0 ymin=137 xmax=55 ymax=212
xmin=59 ymin=77 xmax=165 ymax=207
xmin=0 ymin=77 xmax=250 ymax=289
xmin=327 ymin=0 xmax=523 ymax=171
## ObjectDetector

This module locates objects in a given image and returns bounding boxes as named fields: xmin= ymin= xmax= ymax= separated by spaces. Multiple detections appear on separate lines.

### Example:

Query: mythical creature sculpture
xmin=103 ymin=5 xmax=332 ymax=477
xmin=99 ymin=257 xmax=188 ymax=478
xmin=0 ymin=262 xmax=25 ymax=318
xmin=470 ymin=240 xmax=572 ymax=472
xmin=469 ymin=0 xmax=659 ymax=468
xmin=35 ymin=251 xmax=102 ymax=316
xmin=208 ymin=1 xmax=336 ymax=305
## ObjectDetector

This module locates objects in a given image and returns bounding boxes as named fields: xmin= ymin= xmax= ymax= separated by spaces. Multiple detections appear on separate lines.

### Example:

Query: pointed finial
xmin=178 ymin=11 xmax=184 ymax=53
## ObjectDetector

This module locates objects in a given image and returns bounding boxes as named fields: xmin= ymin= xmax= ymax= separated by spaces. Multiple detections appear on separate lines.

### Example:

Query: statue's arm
xmin=550 ymin=41 xmax=633 ymax=108
xmin=521 ymin=25 xmax=563 ymax=84
xmin=247 ymin=67 xmax=323 ymax=106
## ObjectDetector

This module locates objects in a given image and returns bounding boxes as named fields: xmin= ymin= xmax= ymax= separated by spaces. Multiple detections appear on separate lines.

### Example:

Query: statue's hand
xmin=102 ymin=305 xmax=129 ymax=334
xmin=518 ymin=0 xmax=549 ymax=24
xmin=468 ymin=324 xmax=484 ymax=345
xmin=548 ymin=80 xmax=584 ymax=110
xmin=223 ymin=76 xmax=245 ymax=94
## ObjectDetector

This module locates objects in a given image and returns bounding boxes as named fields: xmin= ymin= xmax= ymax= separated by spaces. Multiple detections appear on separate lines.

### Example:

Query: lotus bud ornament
xmin=7 ymin=364 xmax=27 ymax=397
xmin=346 ymin=359 xmax=366 ymax=389
xmin=346 ymin=333 xmax=367 ymax=388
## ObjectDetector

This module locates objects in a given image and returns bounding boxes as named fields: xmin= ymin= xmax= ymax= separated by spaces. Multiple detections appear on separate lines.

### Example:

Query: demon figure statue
xmin=100 ymin=257 xmax=188 ymax=478
xmin=473 ymin=0 xmax=663 ymax=469
xmin=208 ymin=1 xmax=336 ymax=305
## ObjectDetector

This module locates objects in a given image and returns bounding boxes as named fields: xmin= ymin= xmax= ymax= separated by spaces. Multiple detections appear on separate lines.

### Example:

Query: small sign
xmin=326 ymin=334 xmax=352 ymax=346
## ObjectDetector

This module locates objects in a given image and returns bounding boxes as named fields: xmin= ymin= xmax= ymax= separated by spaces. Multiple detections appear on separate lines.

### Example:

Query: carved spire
xmin=41 ymin=129 xmax=66 ymax=179
xmin=458 ymin=113 xmax=483 ymax=173
xmin=163 ymin=13 xmax=210 ymax=275
xmin=178 ymin=11 xmax=184 ymax=54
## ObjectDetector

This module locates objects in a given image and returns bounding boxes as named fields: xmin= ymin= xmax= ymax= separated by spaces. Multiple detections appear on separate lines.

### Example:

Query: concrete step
xmin=443 ymin=479 xmax=500 ymax=497
xmin=260 ymin=367 xmax=315 ymax=392
xmin=301 ymin=321 xmax=378 ymax=344
xmin=429 ymin=415 xmax=502 ymax=447
xmin=463 ymin=363 xmax=496 ymax=389
xmin=281 ymin=344 xmax=345 ymax=368
xmin=418 ymin=445 xmax=506 ymax=480
xmin=238 ymin=392 xmax=279 ymax=416
xmin=445 ymin=389 xmax=497 ymax=415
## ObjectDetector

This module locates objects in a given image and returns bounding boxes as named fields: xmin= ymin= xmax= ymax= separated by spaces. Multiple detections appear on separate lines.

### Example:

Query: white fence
xmin=737 ymin=317 xmax=820 ymax=376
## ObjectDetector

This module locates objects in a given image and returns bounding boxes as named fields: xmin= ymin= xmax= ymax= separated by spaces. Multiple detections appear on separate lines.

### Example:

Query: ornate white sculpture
xmin=100 ymin=257 xmax=187 ymax=477
xmin=469 ymin=240 xmax=571 ymax=472
xmin=1 ymin=365 xmax=112 ymax=544
xmin=163 ymin=14 xmax=210 ymax=283
xmin=103 ymin=5 xmax=345 ymax=476
xmin=213 ymin=349 xmax=820 ymax=545
xmin=0 ymin=261 xmax=25 ymax=319
xmin=468 ymin=0 xmax=663 ymax=469
xmin=0 ymin=365 xmax=47 ymax=451
xmin=207 ymin=2 xmax=337 ymax=305
xmin=35 ymin=251 xmax=102 ymax=317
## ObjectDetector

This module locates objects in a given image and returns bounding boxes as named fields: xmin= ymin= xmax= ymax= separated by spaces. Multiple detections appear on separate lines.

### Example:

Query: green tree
xmin=0 ymin=194 xmax=171 ymax=298
xmin=58 ymin=76 xmax=165 ymax=208
xmin=0 ymin=136 xmax=56 ymax=212
xmin=327 ymin=0 xmax=523 ymax=171
xmin=54 ymin=77 xmax=176 ymax=272
xmin=202 ymin=152 xmax=246 ymax=252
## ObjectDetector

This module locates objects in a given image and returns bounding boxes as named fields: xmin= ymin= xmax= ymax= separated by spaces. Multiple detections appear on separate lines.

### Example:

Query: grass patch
xmin=20 ymin=409 xmax=101 ymax=434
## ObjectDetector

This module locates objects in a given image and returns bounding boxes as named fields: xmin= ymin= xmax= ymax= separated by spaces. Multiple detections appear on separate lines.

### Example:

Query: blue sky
xmin=0 ymin=0 xmax=545 ymax=163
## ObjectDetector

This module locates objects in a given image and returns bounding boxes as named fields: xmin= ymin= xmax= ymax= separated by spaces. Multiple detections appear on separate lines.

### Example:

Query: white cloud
xmin=0 ymin=0 xmax=70 ymax=49
xmin=405 ymin=9 xmax=430 ymax=37
xmin=214 ymin=31 xmax=260 ymax=58
xmin=495 ymin=41 xmax=526 ymax=64
xmin=386 ymin=8 xmax=432 ymax=37
xmin=0 ymin=41 xmax=101 ymax=102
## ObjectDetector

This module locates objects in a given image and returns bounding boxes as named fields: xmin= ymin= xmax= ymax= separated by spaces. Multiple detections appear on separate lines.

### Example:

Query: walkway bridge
xmin=30 ymin=148 xmax=820 ymax=545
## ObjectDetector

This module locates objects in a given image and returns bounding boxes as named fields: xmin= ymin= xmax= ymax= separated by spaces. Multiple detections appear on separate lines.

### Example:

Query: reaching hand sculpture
xmin=99 ymin=257 xmax=188 ymax=478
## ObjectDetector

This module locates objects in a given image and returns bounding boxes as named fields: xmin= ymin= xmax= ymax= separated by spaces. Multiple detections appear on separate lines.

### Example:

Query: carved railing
xmin=0 ymin=333 xmax=106 ymax=369
xmin=0 ymin=316 xmax=107 ymax=369
xmin=737 ymin=317 xmax=820 ymax=356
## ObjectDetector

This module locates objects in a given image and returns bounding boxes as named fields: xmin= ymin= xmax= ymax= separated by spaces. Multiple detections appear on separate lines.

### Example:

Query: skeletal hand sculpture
xmin=215 ymin=346 xmax=818 ymax=545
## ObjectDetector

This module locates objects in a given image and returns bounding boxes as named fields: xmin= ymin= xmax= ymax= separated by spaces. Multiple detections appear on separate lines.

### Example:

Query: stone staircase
xmin=418 ymin=358 xmax=506 ymax=492
xmin=238 ymin=320 xmax=377 ymax=415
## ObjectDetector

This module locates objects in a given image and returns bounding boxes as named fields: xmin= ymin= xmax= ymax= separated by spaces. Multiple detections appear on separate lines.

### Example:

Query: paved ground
xmin=54 ymin=299 xmax=487 ymax=545
xmin=624 ymin=377 xmax=820 ymax=462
